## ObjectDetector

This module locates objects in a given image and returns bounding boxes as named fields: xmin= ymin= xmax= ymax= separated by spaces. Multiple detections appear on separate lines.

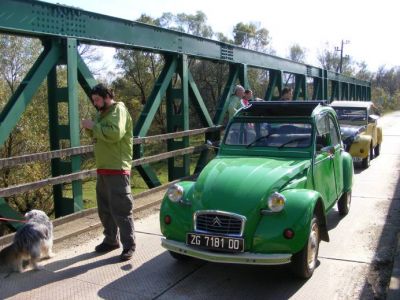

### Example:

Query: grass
xmin=65 ymin=154 xmax=209 ymax=209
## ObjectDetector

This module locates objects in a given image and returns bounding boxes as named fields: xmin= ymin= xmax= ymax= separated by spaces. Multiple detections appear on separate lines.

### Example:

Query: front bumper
xmin=162 ymin=238 xmax=292 ymax=265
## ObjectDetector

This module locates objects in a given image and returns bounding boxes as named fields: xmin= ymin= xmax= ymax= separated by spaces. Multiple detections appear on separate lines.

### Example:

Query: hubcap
xmin=307 ymin=222 xmax=319 ymax=270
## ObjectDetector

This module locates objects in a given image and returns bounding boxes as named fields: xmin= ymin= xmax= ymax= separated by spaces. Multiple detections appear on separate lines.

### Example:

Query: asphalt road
xmin=1 ymin=112 xmax=399 ymax=300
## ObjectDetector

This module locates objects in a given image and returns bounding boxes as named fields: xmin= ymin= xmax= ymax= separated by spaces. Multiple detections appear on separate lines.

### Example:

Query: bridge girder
xmin=0 ymin=0 xmax=372 ymax=220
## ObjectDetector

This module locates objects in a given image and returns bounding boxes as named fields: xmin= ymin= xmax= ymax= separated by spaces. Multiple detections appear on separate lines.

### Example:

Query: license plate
xmin=352 ymin=157 xmax=362 ymax=162
xmin=186 ymin=233 xmax=244 ymax=252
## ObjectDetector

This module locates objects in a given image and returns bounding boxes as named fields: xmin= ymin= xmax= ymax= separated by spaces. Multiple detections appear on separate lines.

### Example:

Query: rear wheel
xmin=338 ymin=190 xmax=351 ymax=216
xmin=374 ymin=143 xmax=381 ymax=157
xmin=291 ymin=216 xmax=320 ymax=279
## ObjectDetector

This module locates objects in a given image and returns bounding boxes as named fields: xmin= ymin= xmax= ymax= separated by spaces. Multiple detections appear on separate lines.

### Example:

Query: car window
xmin=224 ymin=121 xmax=312 ymax=148
xmin=328 ymin=117 xmax=341 ymax=146
xmin=334 ymin=107 xmax=367 ymax=123
xmin=315 ymin=113 xmax=329 ymax=135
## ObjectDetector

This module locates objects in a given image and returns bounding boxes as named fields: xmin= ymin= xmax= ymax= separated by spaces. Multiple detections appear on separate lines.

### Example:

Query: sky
xmin=41 ymin=0 xmax=398 ymax=73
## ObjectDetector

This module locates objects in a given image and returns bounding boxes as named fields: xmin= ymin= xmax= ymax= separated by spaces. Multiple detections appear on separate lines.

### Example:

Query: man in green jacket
xmin=81 ymin=83 xmax=135 ymax=261
xmin=228 ymin=85 xmax=245 ymax=119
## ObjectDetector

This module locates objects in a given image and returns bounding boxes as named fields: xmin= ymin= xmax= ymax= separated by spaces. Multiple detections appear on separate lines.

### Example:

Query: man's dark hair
xmin=90 ymin=83 xmax=114 ymax=99
xmin=282 ymin=87 xmax=292 ymax=95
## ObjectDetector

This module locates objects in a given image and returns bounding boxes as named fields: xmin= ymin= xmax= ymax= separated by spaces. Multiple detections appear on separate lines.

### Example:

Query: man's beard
xmin=96 ymin=102 xmax=106 ymax=111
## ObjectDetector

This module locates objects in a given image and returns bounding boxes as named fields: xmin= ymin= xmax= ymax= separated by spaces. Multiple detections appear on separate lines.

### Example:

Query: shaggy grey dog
xmin=0 ymin=210 xmax=54 ymax=273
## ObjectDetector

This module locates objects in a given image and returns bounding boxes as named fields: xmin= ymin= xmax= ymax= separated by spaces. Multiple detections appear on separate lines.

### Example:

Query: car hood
xmin=192 ymin=156 xmax=310 ymax=216
xmin=340 ymin=124 xmax=366 ymax=143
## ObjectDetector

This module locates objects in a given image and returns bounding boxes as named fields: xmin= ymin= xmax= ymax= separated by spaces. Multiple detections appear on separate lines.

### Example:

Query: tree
xmin=214 ymin=32 xmax=233 ymax=44
xmin=78 ymin=44 xmax=104 ymax=76
xmin=0 ymin=35 xmax=54 ymax=216
xmin=175 ymin=11 xmax=213 ymax=38
xmin=317 ymin=43 xmax=353 ymax=74
xmin=112 ymin=14 xmax=166 ymax=133
xmin=354 ymin=61 xmax=372 ymax=81
xmin=288 ymin=43 xmax=306 ymax=63
xmin=317 ymin=44 xmax=340 ymax=71
xmin=157 ymin=11 xmax=213 ymax=38
xmin=114 ymin=12 xmax=219 ymax=133
xmin=233 ymin=22 xmax=271 ymax=52
xmin=0 ymin=35 xmax=42 ymax=94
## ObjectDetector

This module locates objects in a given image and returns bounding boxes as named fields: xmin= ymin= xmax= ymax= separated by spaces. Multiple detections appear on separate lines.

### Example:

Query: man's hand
xmin=81 ymin=119 xmax=94 ymax=129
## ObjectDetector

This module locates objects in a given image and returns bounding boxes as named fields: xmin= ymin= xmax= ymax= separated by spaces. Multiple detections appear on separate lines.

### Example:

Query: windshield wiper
xmin=277 ymin=137 xmax=310 ymax=149
xmin=246 ymin=133 xmax=271 ymax=148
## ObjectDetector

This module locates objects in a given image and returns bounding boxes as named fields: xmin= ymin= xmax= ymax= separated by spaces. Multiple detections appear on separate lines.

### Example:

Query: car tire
xmin=338 ymin=190 xmax=351 ymax=216
xmin=291 ymin=216 xmax=320 ymax=279
xmin=374 ymin=144 xmax=381 ymax=157
xmin=169 ymin=250 xmax=190 ymax=261
xmin=361 ymin=146 xmax=372 ymax=169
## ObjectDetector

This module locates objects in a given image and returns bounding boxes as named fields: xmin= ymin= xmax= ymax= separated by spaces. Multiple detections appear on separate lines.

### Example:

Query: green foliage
xmin=189 ymin=60 xmax=229 ymax=117
xmin=246 ymin=68 xmax=269 ymax=100
xmin=317 ymin=44 xmax=342 ymax=72
xmin=0 ymin=35 xmax=53 ymax=215
xmin=157 ymin=11 xmax=213 ymax=38
xmin=233 ymin=22 xmax=271 ymax=52
xmin=372 ymin=67 xmax=400 ymax=112
xmin=288 ymin=44 xmax=306 ymax=63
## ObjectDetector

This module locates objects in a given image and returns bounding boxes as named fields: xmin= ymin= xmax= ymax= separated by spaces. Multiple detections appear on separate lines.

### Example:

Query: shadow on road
xmin=97 ymin=252 xmax=307 ymax=299
xmin=0 ymin=251 xmax=118 ymax=299
xmin=358 ymin=144 xmax=400 ymax=299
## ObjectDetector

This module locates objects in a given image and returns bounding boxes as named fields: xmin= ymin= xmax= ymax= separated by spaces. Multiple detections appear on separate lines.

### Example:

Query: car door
xmin=313 ymin=114 xmax=338 ymax=209
xmin=328 ymin=116 xmax=344 ymax=196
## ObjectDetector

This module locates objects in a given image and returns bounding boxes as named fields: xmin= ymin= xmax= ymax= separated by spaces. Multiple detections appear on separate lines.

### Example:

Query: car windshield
xmin=224 ymin=121 xmax=312 ymax=148
xmin=333 ymin=107 xmax=367 ymax=124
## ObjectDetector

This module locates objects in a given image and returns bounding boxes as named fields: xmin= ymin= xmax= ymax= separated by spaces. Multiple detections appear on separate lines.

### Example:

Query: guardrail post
xmin=264 ymin=70 xmax=283 ymax=100
xmin=167 ymin=55 xmax=190 ymax=180
xmin=294 ymin=74 xmax=307 ymax=100
xmin=47 ymin=38 xmax=83 ymax=217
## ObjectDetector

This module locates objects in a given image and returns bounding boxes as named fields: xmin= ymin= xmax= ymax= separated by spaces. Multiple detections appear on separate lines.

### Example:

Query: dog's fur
xmin=0 ymin=210 xmax=54 ymax=273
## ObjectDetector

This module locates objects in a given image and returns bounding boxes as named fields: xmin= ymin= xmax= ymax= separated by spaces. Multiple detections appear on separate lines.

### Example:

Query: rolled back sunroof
xmin=237 ymin=101 xmax=327 ymax=117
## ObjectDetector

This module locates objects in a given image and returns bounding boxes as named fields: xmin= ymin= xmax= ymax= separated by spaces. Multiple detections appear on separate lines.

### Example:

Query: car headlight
xmin=167 ymin=184 xmax=184 ymax=203
xmin=268 ymin=192 xmax=286 ymax=212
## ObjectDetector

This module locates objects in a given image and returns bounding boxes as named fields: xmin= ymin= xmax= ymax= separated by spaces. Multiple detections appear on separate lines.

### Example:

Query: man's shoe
xmin=120 ymin=248 xmax=135 ymax=261
xmin=95 ymin=242 xmax=120 ymax=253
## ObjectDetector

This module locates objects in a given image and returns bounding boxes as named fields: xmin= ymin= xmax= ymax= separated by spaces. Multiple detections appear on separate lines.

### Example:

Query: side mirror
xmin=206 ymin=140 xmax=220 ymax=149
xmin=368 ymin=115 xmax=379 ymax=123
xmin=321 ymin=145 xmax=335 ymax=156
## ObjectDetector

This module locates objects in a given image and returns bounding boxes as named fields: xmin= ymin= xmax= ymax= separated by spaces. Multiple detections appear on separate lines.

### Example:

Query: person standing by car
xmin=81 ymin=83 xmax=136 ymax=261
xmin=228 ymin=84 xmax=245 ymax=118
xmin=242 ymin=89 xmax=253 ymax=106
xmin=281 ymin=87 xmax=293 ymax=101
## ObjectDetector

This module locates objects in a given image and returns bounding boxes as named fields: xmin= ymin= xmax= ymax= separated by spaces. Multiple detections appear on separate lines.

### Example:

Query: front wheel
xmin=338 ymin=190 xmax=351 ymax=216
xmin=291 ymin=216 xmax=320 ymax=279
xmin=361 ymin=145 xmax=372 ymax=169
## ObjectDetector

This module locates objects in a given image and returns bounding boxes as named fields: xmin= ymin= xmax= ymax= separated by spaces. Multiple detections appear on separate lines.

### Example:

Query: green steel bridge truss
xmin=0 ymin=0 xmax=371 ymax=220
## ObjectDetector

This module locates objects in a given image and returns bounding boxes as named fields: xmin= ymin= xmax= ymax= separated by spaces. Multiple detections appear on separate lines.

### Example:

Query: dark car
xmin=330 ymin=101 xmax=382 ymax=169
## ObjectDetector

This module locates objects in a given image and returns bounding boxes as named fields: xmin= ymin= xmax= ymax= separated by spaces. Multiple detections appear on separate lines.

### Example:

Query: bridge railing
xmin=0 ymin=126 xmax=222 ymax=198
